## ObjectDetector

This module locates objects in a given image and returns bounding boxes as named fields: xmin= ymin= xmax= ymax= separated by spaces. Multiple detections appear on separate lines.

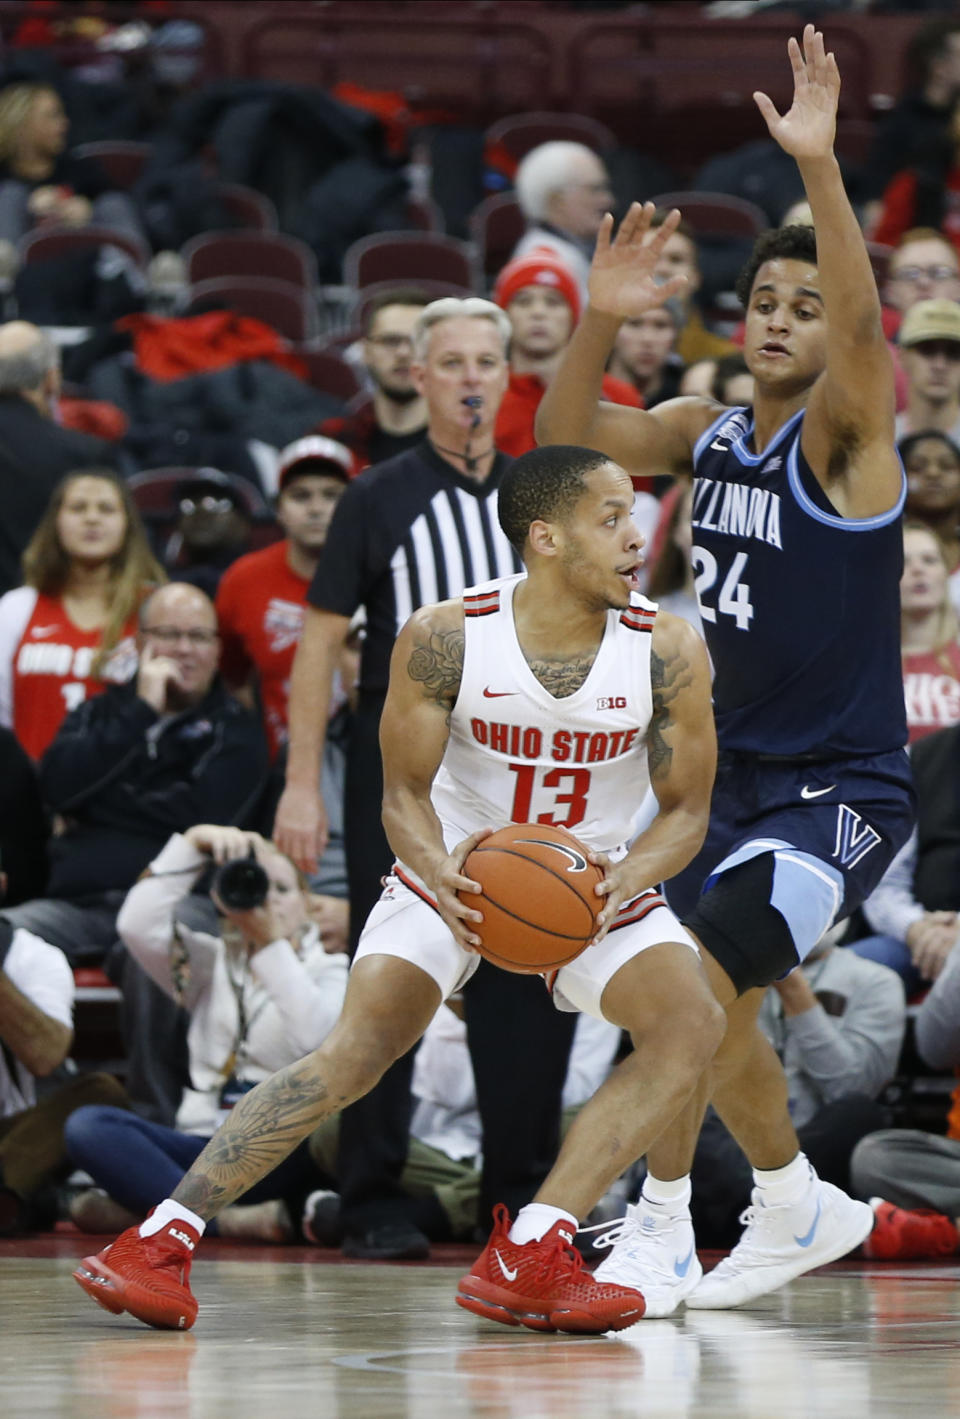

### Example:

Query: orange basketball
xmin=460 ymin=823 xmax=604 ymax=974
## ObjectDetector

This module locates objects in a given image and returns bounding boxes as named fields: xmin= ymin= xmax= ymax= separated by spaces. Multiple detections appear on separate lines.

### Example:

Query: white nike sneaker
xmin=588 ymin=1202 xmax=702 ymax=1319
xmin=686 ymin=1174 xmax=873 ymax=1310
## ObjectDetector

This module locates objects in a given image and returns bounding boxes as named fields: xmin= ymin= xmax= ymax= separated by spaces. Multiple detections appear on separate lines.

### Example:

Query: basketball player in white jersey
xmin=74 ymin=443 xmax=722 ymax=1336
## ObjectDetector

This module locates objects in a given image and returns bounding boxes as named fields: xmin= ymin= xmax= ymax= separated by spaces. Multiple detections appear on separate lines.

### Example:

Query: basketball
xmin=461 ymin=823 xmax=604 ymax=974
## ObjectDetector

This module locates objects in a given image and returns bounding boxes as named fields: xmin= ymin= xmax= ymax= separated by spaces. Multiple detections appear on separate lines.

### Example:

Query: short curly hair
xmin=735 ymin=225 xmax=819 ymax=309
xmin=498 ymin=445 xmax=613 ymax=555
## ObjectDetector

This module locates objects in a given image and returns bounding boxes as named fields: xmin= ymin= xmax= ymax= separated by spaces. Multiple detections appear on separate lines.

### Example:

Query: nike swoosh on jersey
xmin=494 ymin=1248 xmax=518 ymax=1281
xmin=793 ymin=1197 xmax=822 ymax=1248
xmin=482 ymin=687 xmax=517 ymax=698
xmin=800 ymin=784 xmax=837 ymax=800
xmin=673 ymin=1244 xmax=695 ymax=1278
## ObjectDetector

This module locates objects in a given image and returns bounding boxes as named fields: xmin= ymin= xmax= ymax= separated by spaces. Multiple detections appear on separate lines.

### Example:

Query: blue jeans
xmin=846 ymin=934 xmax=922 ymax=994
xmin=64 ymin=1106 xmax=321 ymax=1231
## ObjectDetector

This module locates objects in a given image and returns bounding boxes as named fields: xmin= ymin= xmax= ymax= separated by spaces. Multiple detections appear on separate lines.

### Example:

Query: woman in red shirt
xmin=901 ymin=521 xmax=960 ymax=742
xmin=0 ymin=471 xmax=164 ymax=759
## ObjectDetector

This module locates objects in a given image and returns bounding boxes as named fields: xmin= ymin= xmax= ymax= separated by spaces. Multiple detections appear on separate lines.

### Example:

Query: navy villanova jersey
xmin=690 ymin=405 xmax=907 ymax=757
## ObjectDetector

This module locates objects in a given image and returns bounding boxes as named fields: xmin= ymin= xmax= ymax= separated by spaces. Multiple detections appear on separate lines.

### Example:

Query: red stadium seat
xmin=468 ymin=193 xmax=526 ymax=283
xmin=183 ymin=231 xmax=317 ymax=289
xmin=293 ymin=345 xmax=363 ymax=402
xmin=20 ymin=223 xmax=150 ymax=270
xmin=484 ymin=111 xmax=616 ymax=165
xmin=649 ymin=192 xmax=768 ymax=240
xmin=186 ymin=276 xmax=321 ymax=343
xmin=343 ymin=232 xmax=478 ymax=293
xmin=127 ymin=467 xmax=272 ymax=524
xmin=405 ymin=196 xmax=445 ymax=233
xmin=73 ymin=141 xmax=153 ymax=190
xmin=217 ymin=183 xmax=280 ymax=232
xmin=354 ymin=278 xmax=474 ymax=328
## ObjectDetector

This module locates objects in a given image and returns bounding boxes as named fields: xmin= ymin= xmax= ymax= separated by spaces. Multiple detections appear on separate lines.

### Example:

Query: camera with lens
xmin=211 ymin=851 xmax=269 ymax=911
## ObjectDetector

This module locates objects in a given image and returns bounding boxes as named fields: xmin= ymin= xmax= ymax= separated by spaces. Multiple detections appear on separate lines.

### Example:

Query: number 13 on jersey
xmin=508 ymin=764 xmax=591 ymax=829
xmin=692 ymin=547 xmax=754 ymax=630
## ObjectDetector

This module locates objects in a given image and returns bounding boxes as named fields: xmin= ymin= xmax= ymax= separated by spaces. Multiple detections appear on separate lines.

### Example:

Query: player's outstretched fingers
xmin=614 ymin=200 xmax=653 ymax=248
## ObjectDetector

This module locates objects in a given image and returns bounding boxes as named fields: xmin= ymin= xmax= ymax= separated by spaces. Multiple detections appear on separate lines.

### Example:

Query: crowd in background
xmin=3 ymin=1 xmax=960 ymax=1268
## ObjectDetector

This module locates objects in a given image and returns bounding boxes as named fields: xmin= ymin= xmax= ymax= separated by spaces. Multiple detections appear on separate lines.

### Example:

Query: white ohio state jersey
xmin=431 ymin=573 xmax=657 ymax=858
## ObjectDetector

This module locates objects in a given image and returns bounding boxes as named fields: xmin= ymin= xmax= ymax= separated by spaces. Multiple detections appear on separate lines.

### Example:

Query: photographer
xmin=64 ymin=824 xmax=348 ymax=1241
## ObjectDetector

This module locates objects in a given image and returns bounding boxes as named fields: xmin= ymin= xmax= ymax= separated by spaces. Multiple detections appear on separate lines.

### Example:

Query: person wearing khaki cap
xmin=896 ymin=297 xmax=960 ymax=443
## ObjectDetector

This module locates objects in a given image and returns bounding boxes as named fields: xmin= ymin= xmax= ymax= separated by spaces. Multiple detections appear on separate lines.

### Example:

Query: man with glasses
xmin=884 ymin=230 xmax=960 ymax=322
xmin=317 ymin=288 xmax=430 ymax=472
xmin=896 ymin=298 xmax=960 ymax=443
xmin=0 ymin=582 xmax=268 ymax=974
xmin=512 ymin=142 xmax=615 ymax=307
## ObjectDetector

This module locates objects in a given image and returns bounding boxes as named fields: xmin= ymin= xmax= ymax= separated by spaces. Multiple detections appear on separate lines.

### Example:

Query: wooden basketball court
xmin=3 ymin=1232 xmax=959 ymax=1417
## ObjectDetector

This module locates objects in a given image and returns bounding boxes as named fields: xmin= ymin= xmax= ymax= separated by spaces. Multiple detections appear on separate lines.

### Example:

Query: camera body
xmin=211 ymin=853 xmax=269 ymax=911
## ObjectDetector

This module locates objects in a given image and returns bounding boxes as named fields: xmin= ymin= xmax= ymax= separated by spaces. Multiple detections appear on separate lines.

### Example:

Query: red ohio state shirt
xmin=0 ymin=588 xmax=138 ymax=760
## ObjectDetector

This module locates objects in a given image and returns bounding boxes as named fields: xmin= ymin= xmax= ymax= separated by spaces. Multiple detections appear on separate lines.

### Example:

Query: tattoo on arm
xmin=172 ymin=1055 xmax=345 ymax=1217
xmin=648 ymin=642 xmax=693 ymax=782
xmin=407 ymin=626 xmax=464 ymax=712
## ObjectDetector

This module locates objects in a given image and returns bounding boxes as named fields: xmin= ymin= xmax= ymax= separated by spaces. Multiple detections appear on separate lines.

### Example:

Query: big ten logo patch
xmin=597 ymin=696 xmax=627 ymax=710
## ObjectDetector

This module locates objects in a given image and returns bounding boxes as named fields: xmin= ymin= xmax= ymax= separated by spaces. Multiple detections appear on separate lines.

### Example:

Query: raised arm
xmin=594 ymin=612 xmax=716 ymax=932
xmin=379 ymin=601 xmax=489 ymax=950
xmin=536 ymin=203 xmax=720 ymax=479
xmin=756 ymin=24 xmax=900 ymax=515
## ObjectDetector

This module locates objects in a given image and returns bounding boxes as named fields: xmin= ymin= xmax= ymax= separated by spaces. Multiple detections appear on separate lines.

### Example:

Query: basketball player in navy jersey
xmin=539 ymin=24 xmax=916 ymax=1313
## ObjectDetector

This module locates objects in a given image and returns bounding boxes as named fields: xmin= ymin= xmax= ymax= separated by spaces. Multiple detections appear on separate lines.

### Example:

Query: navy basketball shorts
xmin=664 ymin=748 xmax=916 ymax=993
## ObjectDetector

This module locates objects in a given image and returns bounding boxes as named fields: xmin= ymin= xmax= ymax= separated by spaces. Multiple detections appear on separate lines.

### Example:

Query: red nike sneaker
xmin=861 ymin=1198 xmax=958 ymax=1262
xmin=73 ymin=1217 xmax=200 ymax=1330
xmin=456 ymin=1204 xmax=646 ymax=1333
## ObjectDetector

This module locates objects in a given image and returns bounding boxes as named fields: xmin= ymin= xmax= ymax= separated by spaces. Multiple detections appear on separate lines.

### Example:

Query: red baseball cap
xmin=493 ymin=249 xmax=581 ymax=323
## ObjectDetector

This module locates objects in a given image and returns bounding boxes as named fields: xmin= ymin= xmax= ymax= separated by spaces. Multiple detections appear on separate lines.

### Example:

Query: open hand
xmin=431 ymin=826 xmax=493 ymax=952
xmin=754 ymin=23 xmax=839 ymax=162
xmin=587 ymin=201 xmax=688 ymax=320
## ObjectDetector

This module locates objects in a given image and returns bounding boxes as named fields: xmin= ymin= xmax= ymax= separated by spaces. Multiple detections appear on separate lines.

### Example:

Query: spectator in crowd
xmin=678 ymin=357 xmax=718 ymax=398
xmin=884 ymin=230 xmax=960 ymax=324
xmin=273 ymin=297 xmax=577 ymax=1262
xmin=0 ymin=472 xmax=164 ymax=761
xmin=164 ymin=470 xmax=257 ymax=600
xmin=711 ymin=352 xmax=755 ymax=407
xmin=896 ymin=298 xmax=960 ymax=443
xmin=216 ymin=434 xmax=354 ymax=939
xmin=0 ymin=727 xmax=47 ymax=906
xmin=0 ymin=912 xmax=128 ymax=1236
xmin=900 ymin=522 xmax=960 ymax=745
xmin=606 ymin=302 xmax=684 ymax=410
xmin=318 ymin=288 xmax=429 ymax=472
xmin=646 ymin=212 xmax=736 ymax=366
xmin=669 ymin=926 xmax=904 ymax=1251
xmin=492 ymin=249 xmax=640 ymax=459
xmin=0 ymin=582 xmax=269 ymax=969
xmin=216 ymin=437 xmax=353 ymax=762
xmin=0 ymin=321 xmax=117 ymax=595
xmin=860 ymin=17 xmax=960 ymax=219
xmin=855 ymin=722 xmax=960 ymax=991
xmin=901 ymin=429 xmax=960 ymax=615
xmin=511 ymin=141 xmax=614 ymax=304
xmin=64 ymin=822 xmax=349 ymax=1242
xmin=0 ymin=82 xmax=144 ymax=247
xmin=852 ymin=908 xmax=960 ymax=1263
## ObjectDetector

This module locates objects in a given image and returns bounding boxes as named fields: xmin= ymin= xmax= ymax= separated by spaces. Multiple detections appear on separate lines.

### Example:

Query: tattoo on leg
xmin=172 ymin=1056 xmax=343 ymax=1218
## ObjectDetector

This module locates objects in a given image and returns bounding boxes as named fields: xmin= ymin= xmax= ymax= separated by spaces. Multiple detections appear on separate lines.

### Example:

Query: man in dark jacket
xmin=0 ymin=583 xmax=269 ymax=964
xmin=0 ymin=321 xmax=116 ymax=594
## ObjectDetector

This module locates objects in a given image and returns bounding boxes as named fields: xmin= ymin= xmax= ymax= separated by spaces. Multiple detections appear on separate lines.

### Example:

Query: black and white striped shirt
xmin=308 ymin=441 xmax=520 ymax=692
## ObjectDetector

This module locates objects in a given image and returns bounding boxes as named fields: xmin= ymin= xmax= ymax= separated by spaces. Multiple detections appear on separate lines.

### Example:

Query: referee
xmin=274 ymin=298 xmax=578 ymax=1259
